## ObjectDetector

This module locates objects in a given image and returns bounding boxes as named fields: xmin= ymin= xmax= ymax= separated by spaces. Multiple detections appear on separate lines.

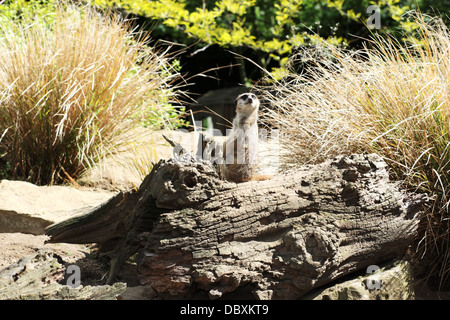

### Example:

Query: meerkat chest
xmin=231 ymin=120 xmax=258 ymax=143
xmin=234 ymin=110 xmax=258 ymax=130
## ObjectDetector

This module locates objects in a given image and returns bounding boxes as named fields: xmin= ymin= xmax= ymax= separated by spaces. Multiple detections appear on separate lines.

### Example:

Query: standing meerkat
xmin=221 ymin=93 xmax=271 ymax=183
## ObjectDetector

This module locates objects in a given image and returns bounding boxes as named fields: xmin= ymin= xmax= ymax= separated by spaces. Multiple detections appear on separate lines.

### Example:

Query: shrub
xmin=260 ymin=13 xmax=450 ymax=287
xmin=93 ymin=0 xmax=426 ymax=82
xmin=0 ymin=6 xmax=182 ymax=185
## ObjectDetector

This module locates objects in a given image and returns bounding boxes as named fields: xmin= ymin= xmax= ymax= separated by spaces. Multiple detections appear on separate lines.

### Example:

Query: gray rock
xmin=0 ymin=180 xmax=116 ymax=235
xmin=0 ymin=249 xmax=126 ymax=300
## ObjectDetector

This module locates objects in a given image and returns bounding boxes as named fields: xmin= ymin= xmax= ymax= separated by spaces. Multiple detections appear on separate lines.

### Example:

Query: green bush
xmin=92 ymin=0 xmax=434 ymax=81
xmin=0 ymin=5 xmax=183 ymax=185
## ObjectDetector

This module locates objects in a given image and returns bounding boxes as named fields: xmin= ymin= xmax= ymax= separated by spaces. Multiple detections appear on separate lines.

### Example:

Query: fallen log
xmin=45 ymin=152 xmax=426 ymax=299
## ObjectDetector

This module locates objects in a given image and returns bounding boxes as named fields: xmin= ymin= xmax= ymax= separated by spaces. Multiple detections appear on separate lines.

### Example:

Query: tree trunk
xmin=45 ymin=152 xmax=426 ymax=299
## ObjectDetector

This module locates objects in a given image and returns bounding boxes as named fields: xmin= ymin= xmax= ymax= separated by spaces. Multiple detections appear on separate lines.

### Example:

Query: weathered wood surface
xmin=46 ymin=153 xmax=426 ymax=299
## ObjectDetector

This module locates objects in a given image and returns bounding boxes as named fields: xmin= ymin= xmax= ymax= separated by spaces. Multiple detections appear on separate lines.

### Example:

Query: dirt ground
xmin=0 ymin=233 xmax=87 ymax=269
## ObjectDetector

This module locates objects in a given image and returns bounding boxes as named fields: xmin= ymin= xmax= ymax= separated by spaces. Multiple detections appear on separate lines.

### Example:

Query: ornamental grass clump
xmin=261 ymin=13 xmax=450 ymax=288
xmin=0 ymin=7 xmax=180 ymax=185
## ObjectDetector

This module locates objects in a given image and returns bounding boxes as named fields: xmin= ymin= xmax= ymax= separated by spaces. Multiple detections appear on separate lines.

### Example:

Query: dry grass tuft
xmin=260 ymin=12 xmax=450 ymax=288
xmin=0 ymin=6 xmax=180 ymax=185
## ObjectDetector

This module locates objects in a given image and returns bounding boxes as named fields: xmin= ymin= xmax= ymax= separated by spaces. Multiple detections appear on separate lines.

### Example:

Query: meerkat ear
xmin=234 ymin=98 xmax=238 ymax=107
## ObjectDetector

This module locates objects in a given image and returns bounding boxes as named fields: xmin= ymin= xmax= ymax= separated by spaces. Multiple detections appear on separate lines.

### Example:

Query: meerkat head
xmin=235 ymin=93 xmax=260 ymax=114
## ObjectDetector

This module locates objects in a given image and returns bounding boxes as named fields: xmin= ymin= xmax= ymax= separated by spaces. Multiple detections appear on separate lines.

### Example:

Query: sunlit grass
xmin=261 ymin=12 xmax=450 ymax=287
xmin=0 ymin=6 xmax=181 ymax=185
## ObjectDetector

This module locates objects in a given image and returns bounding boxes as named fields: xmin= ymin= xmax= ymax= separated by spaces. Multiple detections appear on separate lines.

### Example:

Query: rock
xmin=0 ymin=249 xmax=126 ymax=300
xmin=0 ymin=179 xmax=116 ymax=235
xmin=303 ymin=260 xmax=414 ymax=300
xmin=0 ymin=233 xmax=89 ymax=269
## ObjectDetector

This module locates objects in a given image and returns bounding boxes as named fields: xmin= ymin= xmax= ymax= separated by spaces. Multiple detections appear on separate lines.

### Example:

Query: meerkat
xmin=220 ymin=93 xmax=272 ymax=183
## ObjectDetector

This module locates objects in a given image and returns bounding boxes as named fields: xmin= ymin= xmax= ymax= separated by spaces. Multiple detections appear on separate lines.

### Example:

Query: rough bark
xmin=45 ymin=152 xmax=426 ymax=299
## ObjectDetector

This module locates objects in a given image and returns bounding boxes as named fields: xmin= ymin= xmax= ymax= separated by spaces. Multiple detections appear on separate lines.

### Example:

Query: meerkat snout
xmin=239 ymin=93 xmax=255 ymax=103
xmin=235 ymin=93 xmax=259 ymax=111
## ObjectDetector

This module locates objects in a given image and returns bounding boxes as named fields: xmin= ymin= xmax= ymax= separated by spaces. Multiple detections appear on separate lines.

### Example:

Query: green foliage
xmin=92 ymin=0 xmax=431 ymax=80
xmin=94 ymin=0 xmax=344 ymax=55
xmin=0 ymin=0 xmax=58 ymax=23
